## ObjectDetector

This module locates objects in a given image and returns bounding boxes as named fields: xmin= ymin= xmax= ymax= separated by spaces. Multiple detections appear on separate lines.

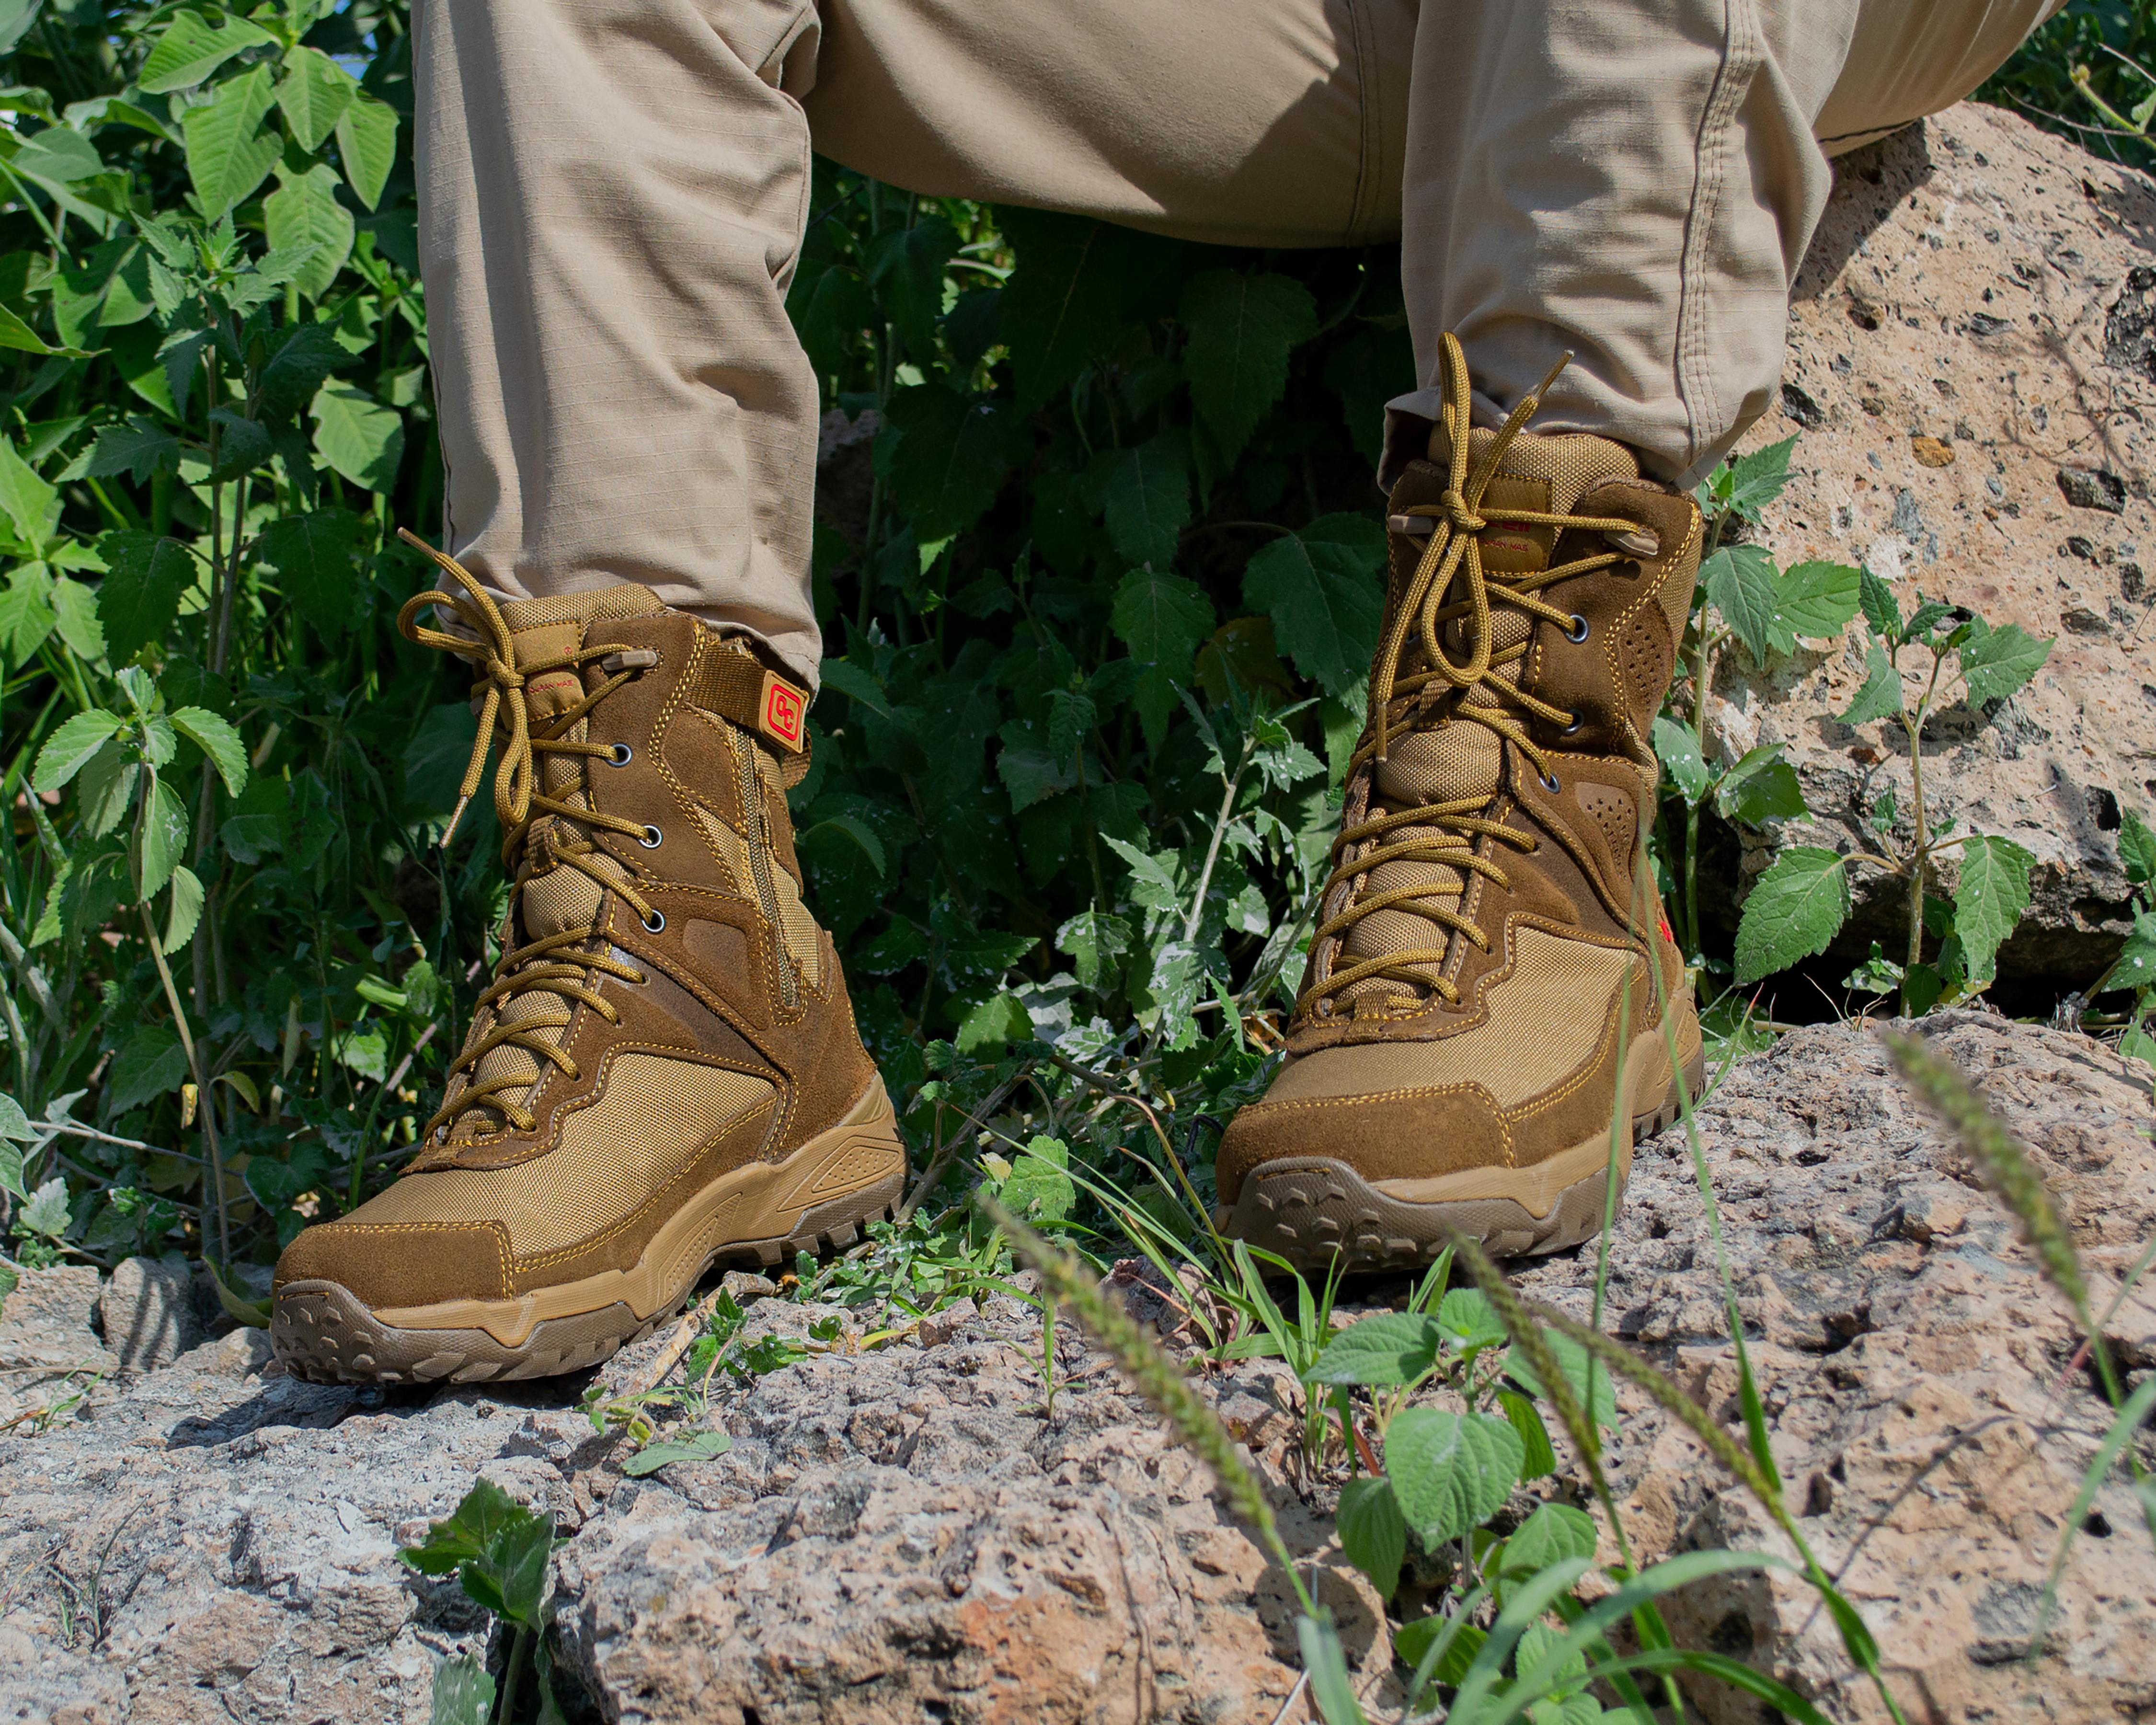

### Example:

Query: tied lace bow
xmin=394 ymin=530 xmax=661 ymax=1139
xmin=1302 ymin=335 xmax=1640 ymax=1018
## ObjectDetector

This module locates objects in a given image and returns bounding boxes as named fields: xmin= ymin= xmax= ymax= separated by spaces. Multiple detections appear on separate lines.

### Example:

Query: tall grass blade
xmin=985 ymin=1198 xmax=1315 ymax=1615
xmin=2030 ymin=1372 xmax=2156 ymax=1659
xmin=1295 ymin=1614 xmax=1370 ymax=1725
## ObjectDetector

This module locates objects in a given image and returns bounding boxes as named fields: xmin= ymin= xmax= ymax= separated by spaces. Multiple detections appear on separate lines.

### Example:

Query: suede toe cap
xmin=1216 ymin=1083 xmax=1508 ymax=1202
xmin=273 ymin=1219 xmax=513 ymax=1310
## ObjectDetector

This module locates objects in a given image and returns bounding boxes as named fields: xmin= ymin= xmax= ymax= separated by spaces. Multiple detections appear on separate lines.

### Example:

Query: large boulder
xmin=0 ymin=1016 xmax=2145 ymax=1722
xmin=1716 ymin=102 xmax=2156 ymax=987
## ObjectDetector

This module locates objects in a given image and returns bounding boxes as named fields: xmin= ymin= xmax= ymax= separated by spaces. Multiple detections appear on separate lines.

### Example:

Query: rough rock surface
xmin=1718 ymin=102 xmax=2156 ymax=984
xmin=1518 ymin=1012 xmax=2156 ymax=1723
xmin=95 ymin=1257 xmax=201 ymax=1375
xmin=0 ymin=1016 xmax=2146 ymax=1723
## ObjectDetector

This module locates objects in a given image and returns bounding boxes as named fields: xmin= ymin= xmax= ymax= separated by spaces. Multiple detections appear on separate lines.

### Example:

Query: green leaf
xmin=1502 ymin=1333 xmax=1618 ymax=1429
xmin=621 ymin=1429 xmax=733 ymax=1476
xmin=1715 ymin=744 xmax=1807 ymax=826
xmin=106 ymin=1023 xmax=188 ymax=1114
xmin=0 ymin=1092 xmax=30 ymax=1144
xmin=800 ymin=814 xmax=886 ymax=877
xmin=257 ymin=322 xmax=345 ymax=420
xmin=1392 ymin=1616 xmax=1486 ymax=1690
xmin=1435 ymin=1288 xmax=1509 ymax=1352
xmin=999 ymin=1135 xmax=1077 ymax=1222
xmin=883 ymin=387 xmax=1024 ymax=541
xmin=275 ymin=45 xmax=358 ymax=150
xmin=997 ymin=209 xmax=1136 ymax=409
xmin=1179 ymin=271 xmax=1318 ymax=460
xmin=1497 ymin=1502 xmax=1598 ymax=1577
xmin=955 ymin=991 xmax=1031 ymax=1055
xmin=1102 ymin=834 xmax=1182 ymax=913
xmin=264 ymin=163 xmax=355 ymax=301
xmin=1703 ymin=544 xmax=1778 ymax=663
xmin=171 ymin=706 xmax=248 ymax=795
xmin=138 ymin=10 xmax=276 ymax=93
xmin=32 ymin=708 xmax=124 ymax=792
xmin=1241 ymin=515 xmax=1385 ymax=703
xmin=427 ymin=1656 xmax=495 ymax=1725
xmin=1952 ymin=834 xmax=2034 ymax=986
xmin=1771 ymin=561 xmax=1861 ymax=652
xmin=1093 ymin=432 xmax=1191 ymax=570
xmin=1858 ymin=565 xmax=1901 ymax=642
xmin=0 ymin=564 xmax=56 ymax=668
xmin=77 ymin=739 xmax=139 ymax=838
xmin=1651 ymin=715 xmax=1709 ymax=805
xmin=1733 ymin=845 xmax=1850 ymax=986
xmin=136 ymin=775 xmax=190 ymax=901
xmin=2118 ymin=807 xmax=2156 ymax=888
xmin=255 ymin=508 xmax=362 ymax=638
xmin=399 ymin=1480 xmax=555 ymax=1626
xmin=0 ymin=436 xmax=59 ymax=548
xmin=1055 ymin=910 xmax=1131 ymax=990
xmin=96 ymin=530 xmax=197 ymax=663
xmin=1839 ymin=640 xmax=1904 ymax=726
xmin=50 ymin=575 xmax=104 ymax=662
xmin=333 ymin=90 xmax=399 ymax=210
xmin=1307 ymin=1312 xmax=1443 ymax=1385
xmin=1384 ymin=1408 xmax=1525 ymax=1547
xmin=1957 ymin=619 xmax=2052 ymax=707
xmin=161 ymin=863 xmax=205 ymax=954
xmin=864 ymin=216 xmax=958 ymax=363
xmin=1722 ymin=434 xmax=1797 ymax=519
xmin=1110 ymin=565 xmax=1214 ymax=681
xmin=18 ymin=1176 xmax=69 ymax=1240
xmin=1336 ymin=1477 xmax=1407 ymax=1598
xmin=0 ymin=300 xmax=91 ymax=359
xmin=1496 ymin=1390 xmax=1557 ymax=1481
xmin=182 ymin=62 xmax=280 ymax=218
xmin=84 ymin=417 xmax=181 ymax=483
xmin=309 ymin=381 xmax=404 ymax=490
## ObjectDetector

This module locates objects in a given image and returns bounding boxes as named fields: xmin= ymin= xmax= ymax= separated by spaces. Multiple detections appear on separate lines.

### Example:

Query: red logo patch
xmin=1658 ymin=911 xmax=1676 ymax=945
xmin=760 ymin=673 xmax=806 ymax=750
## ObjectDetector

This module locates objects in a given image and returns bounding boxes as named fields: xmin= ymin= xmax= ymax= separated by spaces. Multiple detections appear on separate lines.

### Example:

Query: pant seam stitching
xmin=1674 ymin=0 xmax=1764 ymax=475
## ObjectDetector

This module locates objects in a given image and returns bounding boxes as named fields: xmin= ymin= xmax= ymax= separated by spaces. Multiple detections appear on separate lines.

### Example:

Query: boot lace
xmin=1301 ymin=335 xmax=1637 ymax=1018
xmin=396 ymin=530 xmax=660 ymax=1137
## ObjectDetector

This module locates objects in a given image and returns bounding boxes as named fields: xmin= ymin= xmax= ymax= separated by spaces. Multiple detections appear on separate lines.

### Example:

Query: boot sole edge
xmin=270 ymin=1079 xmax=906 ymax=1385
xmin=1218 ymin=1034 xmax=1706 ymax=1273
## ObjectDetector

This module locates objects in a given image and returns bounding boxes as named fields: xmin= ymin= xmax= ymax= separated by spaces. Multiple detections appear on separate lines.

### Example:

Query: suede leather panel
xmin=508 ymin=1093 xmax=778 ymax=1289
xmin=1219 ymin=983 xmax=1640 ymax=1202
xmin=273 ymin=1219 xmax=512 ymax=1305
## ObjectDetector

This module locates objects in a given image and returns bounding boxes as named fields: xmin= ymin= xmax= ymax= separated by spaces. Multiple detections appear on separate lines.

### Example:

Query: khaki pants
xmin=415 ymin=0 xmax=2059 ymax=685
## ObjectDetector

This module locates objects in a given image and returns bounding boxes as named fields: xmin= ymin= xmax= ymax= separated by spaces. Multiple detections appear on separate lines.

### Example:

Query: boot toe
xmin=274 ymin=1219 xmax=513 ymax=1311
xmin=1216 ymin=1067 xmax=1507 ymax=1203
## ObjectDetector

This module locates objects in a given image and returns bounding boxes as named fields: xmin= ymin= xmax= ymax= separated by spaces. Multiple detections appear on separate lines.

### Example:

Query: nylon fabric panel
xmin=350 ymin=1058 xmax=775 ymax=1251
xmin=494 ymin=583 xmax=666 ymax=633
xmin=1276 ymin=929 xmax=1635 ymax=1109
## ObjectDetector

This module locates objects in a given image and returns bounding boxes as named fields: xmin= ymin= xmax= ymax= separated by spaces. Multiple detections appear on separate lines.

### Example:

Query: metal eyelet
xmin=1560 ymin=711 xmax=1583 ymax=736
xmin=608 ymin=743 xmax=633 ymax=766
xmin=639 ymin=825 xmax=663 ymax=849
xmin=1563 ymin=614 xmax=1590 ymax=644
xmin=1540 ymin=771 xmax=1562 ymax=794
xmin=641 ymin=909 xmax=666 ymax=933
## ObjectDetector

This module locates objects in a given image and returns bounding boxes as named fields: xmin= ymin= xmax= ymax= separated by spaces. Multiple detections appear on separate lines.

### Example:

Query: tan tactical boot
xmin=1217 ymin=335 xmax=1705 ymax=1271
xmin=271 ymin=540 xmax=904 ymax=1383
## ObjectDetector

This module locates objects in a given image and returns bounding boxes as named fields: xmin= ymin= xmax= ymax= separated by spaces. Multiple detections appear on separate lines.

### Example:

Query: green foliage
xmin=401 ymin=1479 xmax=563 ymax=1725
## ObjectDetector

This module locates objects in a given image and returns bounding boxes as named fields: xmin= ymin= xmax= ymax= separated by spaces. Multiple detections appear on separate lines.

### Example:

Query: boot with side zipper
xmin=1217 ymin=335 xmax=1705 ymax=1271
xmin=271 ymin=540 xmax=903 ymax=1383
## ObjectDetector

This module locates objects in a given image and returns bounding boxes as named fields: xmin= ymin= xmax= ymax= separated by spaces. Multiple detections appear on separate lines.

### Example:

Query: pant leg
xmin=416 ymin=0 xmax=1404 ymax=686
xmin=1388 ymin=0 xmax=2062 ymax=490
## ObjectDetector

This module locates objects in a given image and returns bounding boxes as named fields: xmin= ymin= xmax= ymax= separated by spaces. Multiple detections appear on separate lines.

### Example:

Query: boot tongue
xmin=443 ymin=586 xmax=664 ymax=1143
xmin=1337 ymin=426 xmax=1636 ymax=1008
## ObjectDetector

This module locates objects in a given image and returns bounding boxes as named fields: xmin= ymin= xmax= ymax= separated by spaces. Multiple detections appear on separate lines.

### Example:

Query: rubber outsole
xmin=272 ymin=1087 xmax=907 ymax=1385
xmin=1220 ymin=1043 xmax=1707 ymax=1274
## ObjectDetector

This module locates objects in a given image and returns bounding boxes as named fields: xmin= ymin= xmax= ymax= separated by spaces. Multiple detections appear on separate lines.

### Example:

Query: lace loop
xmin=393 ymin=530 xmax=663 ymax=1142
xmin=1301 ymin=335 xmax=1642 ymax=1020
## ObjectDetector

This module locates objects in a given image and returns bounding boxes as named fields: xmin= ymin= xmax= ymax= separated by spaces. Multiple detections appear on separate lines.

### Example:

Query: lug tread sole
xmin=1224 ymin=1051 xmax=1705 ymax=1274
xmin=273 ymin=1173 xmax=903 ymax=1386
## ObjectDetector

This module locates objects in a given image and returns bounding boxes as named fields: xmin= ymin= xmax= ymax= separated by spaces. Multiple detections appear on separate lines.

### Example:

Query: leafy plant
xmin=1732 ymin=572 xmax=2051 ymax=1014
xmin=399 ymin=1479 xmax=565 ymax=1725
xmin=2088 ymin=803 xmax=2156 ymax=1067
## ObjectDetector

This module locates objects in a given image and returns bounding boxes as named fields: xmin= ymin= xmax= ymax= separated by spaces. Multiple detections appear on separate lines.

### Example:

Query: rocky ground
xmin=1719 ymin=103 xmax=2156 ymax=985
xmin=0 ymin=1013 xmax=2147 ymax=1724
